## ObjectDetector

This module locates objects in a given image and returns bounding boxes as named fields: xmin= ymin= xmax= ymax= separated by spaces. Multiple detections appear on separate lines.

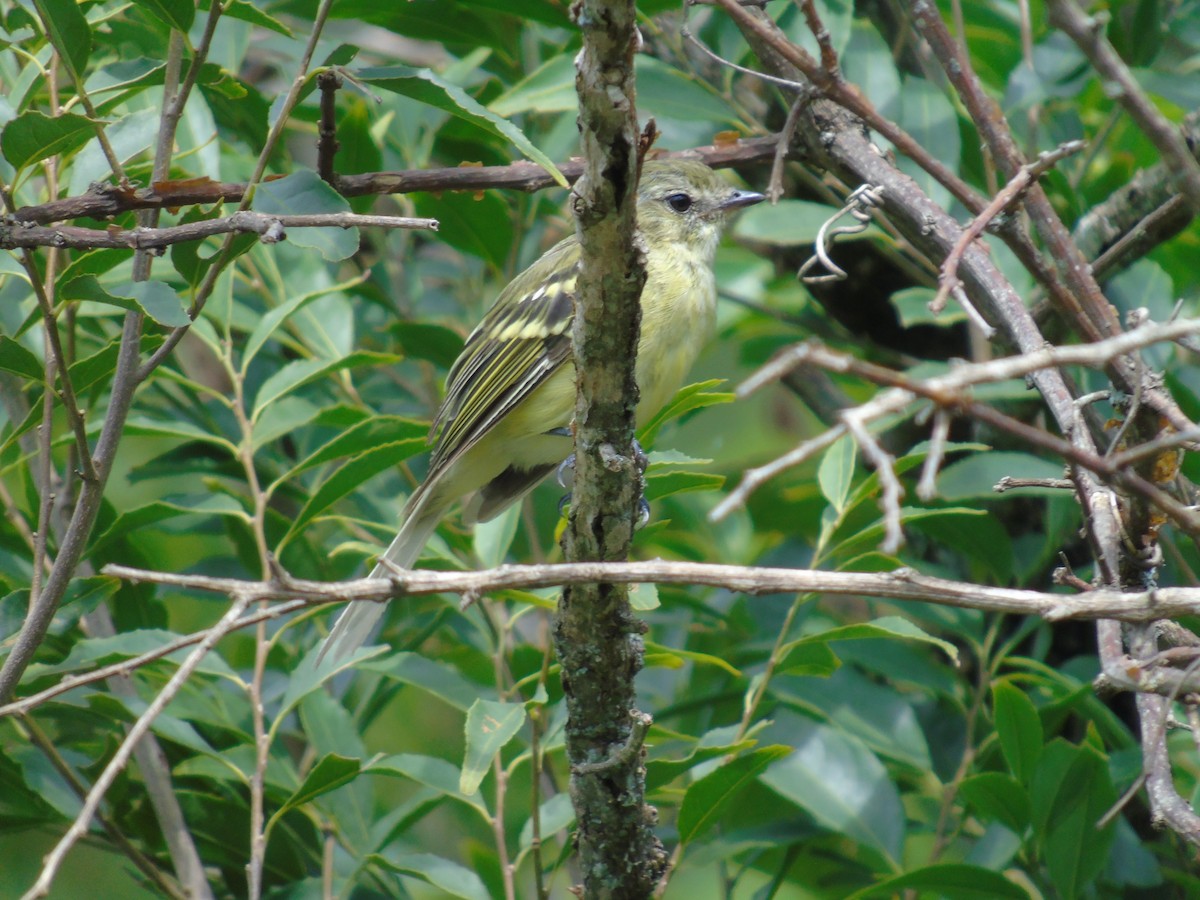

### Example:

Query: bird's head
xmin=637 ymin=159 xmax=763 ymax=260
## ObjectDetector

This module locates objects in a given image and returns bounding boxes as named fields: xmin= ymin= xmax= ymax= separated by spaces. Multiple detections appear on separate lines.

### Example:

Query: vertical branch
xmin=554 ymin=0 xmax=667 ymax=895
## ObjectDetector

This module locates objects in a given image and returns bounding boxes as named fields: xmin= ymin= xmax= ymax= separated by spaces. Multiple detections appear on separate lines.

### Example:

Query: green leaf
xmin=0 ymin=336 xmax=43 ymax=382
xmin=781 ymin=616 xmax=957 ymax=666
xmin=639 ymin=379 xmax=733 ymax=445
xmin=271 ymin=753 xmax=360 ymax=826
xmin=61 ymin=276 xmax=191 ymax=327
xmin=958 ymin=772 xmax=1031 ymax=835
xmin=55 ymin=575 xmax=119 ymax=614
xmin=131 ymin=0 xmax=194 ymax=33
xmin=361 ymin=652 xmax=481 ymax=712
xmin=760 ymin=720 xmax=904 ymax=865
xmin=1030 ymin=739 xmax=1117 ymax=899
xmin=518 ymin=793 xmax=574 ymax=850
xmin=283 ymin=438 xmax=427 ymax=543
xmin=818 ymin=434 xmax=856 ymax=513
xmin=775 ymin=641 xmax=841 ymax=677
xmin=367 ymin=753 xmax=489 ymax=820
xmin=298 ymin=690 xmax=372 ymax=849
xmin=460 ymin=699 xmax=525 ymax=795
xmin=356 ymin=65 xmax=566 ymax=187
xmin=283 ymin=643 xmax=388 ymax=727
xmin=414 ymin=188 xmax=513 ymax=270
xmin=241 ymin=288 xmax=327 ymax=369
xmin=23 ymin=628 xmax=228 ymax=682
xmin=636 ymin=56 xmax=740 ymax=126
xmin=892 ymin=286 xmax=967 ymax=328
xmin=473 ymin=503 xmax=519 ymax=569
xmin=122 ymin=416 xmax=238 ymax=452
xmin=992 ymin=681 xmax=1043 ymax=783
xmin=212 ymin=0 xmax=293 ymax=36
xmin=252 ymin=396 xmax=321 ymax=451
xmin=33 ymin=0 xmax=91 ymax=81
xmin=116 ymin=281 xmax=192 ymax=327
xmin=775 ymin=669 xmax=931 ymax=771
xmin=89 ymin=495 xmax=246 ymax=557
xmin=251 ymin=351 xmax=400 ymax=421
xmin=252 ymin=170 xmax=358 ymax=261
xmin=67 ymin=107 xmax=161 ymax=196
xmin=938 ymin=451 xmax=1068 ymax=499
xmin=844 ymin=863 xmax=1031 ymax=899
xmin=1 ymin=111 xmax=95 ymax=169
xmin=643 ymin=469 xmax=725 ymax=502
xmin=373 ymin=851 xmax=490 ymax=900
xmin=898 ymin=76 xmax=961 ymax=205
xmin=280 ymin=415 xmax=428 ymax=479
xmin=645 ymin=728 xmax=758 ymax=791
xmin=90 ymin=694 xmax=215 ymax=756
xmin=629 ymin=582 xmax=659 ymax=611
xmin=645 ymin=642 xmax=739 ymax=676
xmin=489 ymin=54 xmax=576 ymax=116
xmin=391 ymin=321 xmax=465 ymax=369
xmin=677 ymin=746 xmax=792 ymax=844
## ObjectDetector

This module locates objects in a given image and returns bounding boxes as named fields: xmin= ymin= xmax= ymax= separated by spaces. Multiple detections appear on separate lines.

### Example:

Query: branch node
xmin=571 ymin=710 xmax=652 ymax=775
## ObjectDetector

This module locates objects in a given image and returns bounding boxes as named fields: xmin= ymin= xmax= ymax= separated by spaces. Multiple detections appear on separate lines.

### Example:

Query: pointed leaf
xmin=272 ymin=753 xmax=360 ymax=824
xmin=34 ymin=0 xmax=92 ymax=80
xmin=760 ymin=720 xmax=904 ymax=864
xmin=844 ymin=863 xmax=1031 ymax=899
xmin=992 ymin=681 xmax=1043 ymax=783
xmin=639 ymin=379 xmax=733 ymax=445
xmin=0 ymin=337 xmax=43 ymax=382
xmin=283 ymin=438 xmax=427 ymax=542
xmin=818 ymin=434 xmax=856 ymax=513
xmin=374 ymin=852 xmax=490 ymax=900
xmin=131 ymin=0 xmax=194 ymax=33
xmin=2 ymin=111 xmax=95 ymax=169
xmin=678 ymin=745 xmax=792 ymax=844
xmin=460 ymin=700 xmax=525 ymax=795
xmin=356 ymin=65 xmax=566 ymax=187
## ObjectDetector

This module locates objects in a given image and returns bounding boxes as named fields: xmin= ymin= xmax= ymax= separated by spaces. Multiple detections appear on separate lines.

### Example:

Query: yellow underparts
xmin=434 ymin=248 xmax=717 ymax=506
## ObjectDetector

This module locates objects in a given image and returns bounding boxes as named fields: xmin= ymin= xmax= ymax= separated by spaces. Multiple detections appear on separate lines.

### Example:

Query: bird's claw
xmin=556 ymin=453 xmax=576 ymax=490
xmin=636 ymin=497 xmax=650 ymax=530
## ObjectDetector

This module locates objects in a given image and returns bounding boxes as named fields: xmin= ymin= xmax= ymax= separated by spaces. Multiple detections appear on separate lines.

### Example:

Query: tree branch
xmin=556 ymin=0 xmax=667 ymax=894
xmin=94 ymin=560 xmax=1200 ymax=626
xmin=1 ymin=211 xmax=438 ymax=251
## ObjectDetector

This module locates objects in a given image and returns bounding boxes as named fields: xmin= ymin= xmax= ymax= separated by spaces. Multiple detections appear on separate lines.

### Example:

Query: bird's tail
xmin=316 ymin=484 xmax=444 ymax=665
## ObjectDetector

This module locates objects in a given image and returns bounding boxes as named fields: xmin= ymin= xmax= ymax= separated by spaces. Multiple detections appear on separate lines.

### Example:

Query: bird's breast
xmin=634 ymin=250 xmax=717 ymax=423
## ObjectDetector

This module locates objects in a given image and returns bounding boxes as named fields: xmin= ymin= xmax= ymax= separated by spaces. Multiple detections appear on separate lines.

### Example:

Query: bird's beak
xmin=719 ymin=189 xmax=765 ymax=211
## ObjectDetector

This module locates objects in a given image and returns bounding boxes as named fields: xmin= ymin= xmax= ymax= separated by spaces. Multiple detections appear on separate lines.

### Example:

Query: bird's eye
xmin=665 ymin=193 xmax=692 ymax=213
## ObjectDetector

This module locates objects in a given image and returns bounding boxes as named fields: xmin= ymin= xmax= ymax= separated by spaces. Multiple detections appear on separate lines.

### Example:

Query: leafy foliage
xmin=1 ymin=1 xmax=1199 ymax=898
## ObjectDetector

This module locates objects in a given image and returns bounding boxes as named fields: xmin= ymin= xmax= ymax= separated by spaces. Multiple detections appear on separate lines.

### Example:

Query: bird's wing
xmin=428 ymin=235 xmax=579 ymax=472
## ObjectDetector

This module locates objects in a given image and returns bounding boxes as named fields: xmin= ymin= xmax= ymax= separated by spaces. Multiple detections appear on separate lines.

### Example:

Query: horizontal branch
xmin=717 ymin=320 xmax=1200 ymax=522
xmin=99 ymin=560 xmax=1200 ymax=623
xmin=10 ymin=136 xmax=782 ymax=225
xmin=1 ymin=211 xmax=437 ymax=252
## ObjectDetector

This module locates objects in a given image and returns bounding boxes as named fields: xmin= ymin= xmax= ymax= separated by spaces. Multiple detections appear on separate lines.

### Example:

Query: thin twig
xmin=931 ymin=140 xmax=1085 ymax=314
xmin=843 ymin=410 xmax=905 ymax=553
xmin=916 ymin=410 xmax=951 ymax=501
xmin=1 ymin=211 xmax=439 ymax=251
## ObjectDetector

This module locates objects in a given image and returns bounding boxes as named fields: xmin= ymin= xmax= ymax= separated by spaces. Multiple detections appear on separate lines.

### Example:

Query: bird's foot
xmin=555 ymin=441 xmax=650 ymax=529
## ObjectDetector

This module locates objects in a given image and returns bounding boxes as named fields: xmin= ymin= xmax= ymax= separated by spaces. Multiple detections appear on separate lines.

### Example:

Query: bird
xmin=319 ymin=159 xmax=763 ymax=663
